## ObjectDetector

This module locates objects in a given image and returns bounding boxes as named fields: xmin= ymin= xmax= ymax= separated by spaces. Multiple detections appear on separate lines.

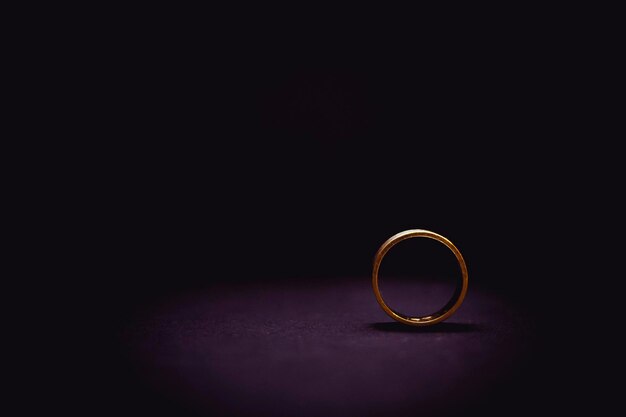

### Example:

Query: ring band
xmin=372 ymin=229 xmax=469 ymax=326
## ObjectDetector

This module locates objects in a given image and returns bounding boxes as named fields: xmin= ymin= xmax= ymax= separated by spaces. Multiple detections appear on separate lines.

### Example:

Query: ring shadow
xmin=369 ymin=322 xmax=482 ymax=333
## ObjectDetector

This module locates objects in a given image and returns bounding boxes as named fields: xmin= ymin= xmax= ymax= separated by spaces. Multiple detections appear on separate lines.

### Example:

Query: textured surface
xmin=114 ymin=278 xmax=540 ymax=417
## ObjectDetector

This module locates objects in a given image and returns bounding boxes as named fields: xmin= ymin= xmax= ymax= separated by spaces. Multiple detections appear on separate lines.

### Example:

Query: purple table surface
xmin=113 ymin=277 xmax=543 ymax=417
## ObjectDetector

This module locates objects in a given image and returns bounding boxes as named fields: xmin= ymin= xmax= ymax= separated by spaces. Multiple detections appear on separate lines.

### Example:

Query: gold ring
xmin=372 ymin=229 xmax=469 ymax=326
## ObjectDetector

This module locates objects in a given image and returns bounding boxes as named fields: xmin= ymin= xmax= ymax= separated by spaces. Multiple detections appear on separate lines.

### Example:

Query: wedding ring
xmin=372 ymin=229 xmax=468 ymax=326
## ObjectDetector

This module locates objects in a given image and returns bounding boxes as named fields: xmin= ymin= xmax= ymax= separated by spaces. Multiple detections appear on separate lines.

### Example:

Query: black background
xmin=90 ymin=33 xmax=575 ymax=317
xmin=53 ymin=17 xmax=618 ymax=416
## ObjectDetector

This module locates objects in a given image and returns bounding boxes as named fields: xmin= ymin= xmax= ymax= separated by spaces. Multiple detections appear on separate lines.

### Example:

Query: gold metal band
xmin=372 ymin=229 xmax=469 ymax=326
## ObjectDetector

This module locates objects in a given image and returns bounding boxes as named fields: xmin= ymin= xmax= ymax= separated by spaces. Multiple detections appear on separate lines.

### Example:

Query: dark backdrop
xmin=67 ymin=26 xmax=613 ymax=416
xmin=91 ymin=44 xmax=568 ymax=318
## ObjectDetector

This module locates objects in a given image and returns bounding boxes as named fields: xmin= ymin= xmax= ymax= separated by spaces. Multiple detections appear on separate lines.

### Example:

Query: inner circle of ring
xmin=371 ymin=229 xmax=469 ymax=326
